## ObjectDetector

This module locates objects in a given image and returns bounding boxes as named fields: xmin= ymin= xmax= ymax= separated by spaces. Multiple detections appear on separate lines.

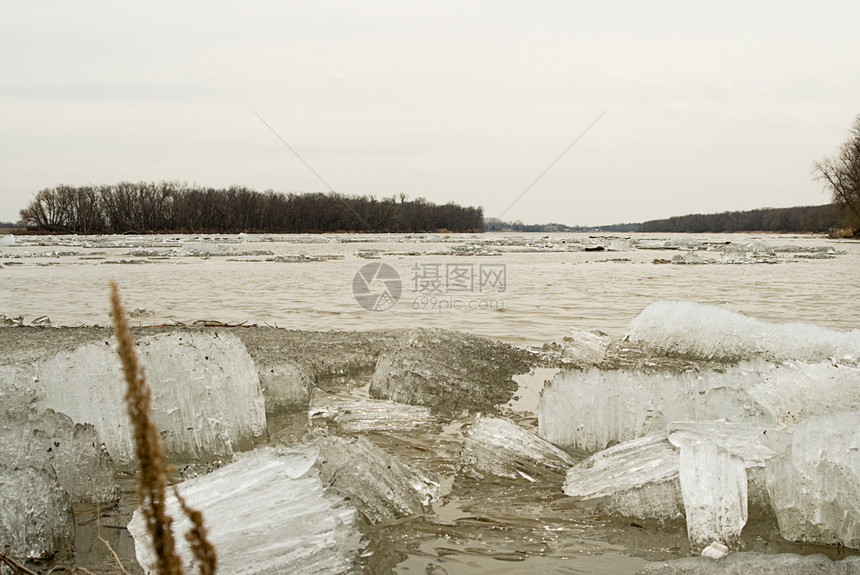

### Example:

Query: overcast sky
xmin=1 ymin=1 xmax=858 ymax=226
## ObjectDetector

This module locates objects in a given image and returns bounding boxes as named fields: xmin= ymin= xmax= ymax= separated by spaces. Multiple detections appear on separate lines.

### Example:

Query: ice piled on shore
xmin=627 ymin=300 xmax=860 ymax=364
xmin=36 ymin=331 xmax=266 ymax=466
xmin=0 ymin=406 xmax=118 ymax=504
xmin=313 ymin=434 xmax=440 ymax=524
xmin=0 ymin=465 xmax=74 ymax=561
xmin=766 ymin=410 xmax=860 ymax=548
xmin=458 ymin=415 xmax=578 ymax=482
xmin=539 ymin=359 xmax=858 ymax=453
xmin=538 ymin=366 xmax=766 ymax=453
xmin=128 ymin=447 xmax=361 ymax=575
xmin=0 ymin=234 xmax=15 ymax=246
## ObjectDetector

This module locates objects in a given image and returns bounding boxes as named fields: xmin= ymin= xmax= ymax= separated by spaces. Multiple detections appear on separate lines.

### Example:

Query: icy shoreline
xmin=2 ymin=302 xmax=860 ymax=574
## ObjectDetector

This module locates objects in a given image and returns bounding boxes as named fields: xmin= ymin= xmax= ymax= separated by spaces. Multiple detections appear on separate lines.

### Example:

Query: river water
xmin=2 ymin=231 xmax=859 ymax=574
xmin=1 ymin=232 xmax=859 ymax=344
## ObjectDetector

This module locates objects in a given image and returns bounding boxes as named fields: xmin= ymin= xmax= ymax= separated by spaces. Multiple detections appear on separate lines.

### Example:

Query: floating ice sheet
xmin=36 ymin=331 xmax=267 ymax=467
xmin=627 ymin=300 xmax=860 ymax=364
xmin=128 ymin=447 xmax=361 ymax=575
xmin=459 ymin=415 xmax=578 ymax=482
xmin=637 ymin=552 xmax=860 ymax=575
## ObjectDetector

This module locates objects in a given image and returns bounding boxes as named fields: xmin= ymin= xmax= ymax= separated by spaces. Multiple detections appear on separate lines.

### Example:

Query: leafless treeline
xmin=18 ymin=182 xmax=484 ymax=234
xmin=637 ymin=204 xmax=840 ymax=233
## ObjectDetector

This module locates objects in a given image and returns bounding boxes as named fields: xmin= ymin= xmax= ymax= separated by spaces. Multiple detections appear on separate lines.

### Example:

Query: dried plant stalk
xmin=110 ymin=282 xmax=216 ymax=575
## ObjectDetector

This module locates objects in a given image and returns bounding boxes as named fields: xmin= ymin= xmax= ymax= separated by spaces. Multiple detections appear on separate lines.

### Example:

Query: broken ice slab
xmin=559 ymin=327 xmax=613 ymax=366
xmin=313 ymin=434 xmax=440 ymax=524
xmin=0 ymin=406 xmax=118 ymax=504
xmin=627 ymin=300 xmax=860 ymax=364
xmin=369 ymin=328 xmax=535 ymax=416
xmin=35 ymin=331 xmax=267 ymax=467
xmin=309 ymin=389 xmax=439 ymax=434
xmin=128 ymin=447 xmax=362 ymax=575
xmin=670 ymin=432 xmax=748 ymax=552
xmin=563 ymin=434 xmax=684 ymax=522
xmin=0 ymin=465 xmax=74 ymax=562
xmin=458 ymin=414 xmax=578 ymax=482
xmin=538 ymin=366 xmax=768 ymax=454
xmin=636 ymin=552 xmax=860 ymax=575
xmin=766 ymin=410 xmax=860 ymax=549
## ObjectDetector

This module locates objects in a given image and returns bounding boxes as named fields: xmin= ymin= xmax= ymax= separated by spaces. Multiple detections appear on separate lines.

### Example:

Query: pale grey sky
xmin=1 ymin=1 xmax=858 ymax=226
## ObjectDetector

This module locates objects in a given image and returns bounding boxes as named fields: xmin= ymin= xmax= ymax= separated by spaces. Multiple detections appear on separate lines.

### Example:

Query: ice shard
xmin=128 ymin=447 xmax=362 ymax=575
xmin=558 ymin=327 xmax=613 ymax=366
xmin=563 ymin=434 xmax=684 ymax=522
xmin=766 ymin=410 xmax=860 ymax=549
xmin=369 ymin=328 xmax=534 ymax=415
xmin=309 ymin=389 xmax=439 ymax=434
xmin=313 ymin=434 xmax=440 ymax=524
xmin=669 ymin=432 xmax=748 ymax=551
xmin=0 ymin=406 xmax=118 ymax=504
xmin=35 ymin=331 xmax=267 ymax=467
xmin=458 ymin=414 xmax=578 ymax=482
xmin=627 ymin=300 xmax=860 ymax=364
xmin=0 ymin=465 xmax=74 ymax=561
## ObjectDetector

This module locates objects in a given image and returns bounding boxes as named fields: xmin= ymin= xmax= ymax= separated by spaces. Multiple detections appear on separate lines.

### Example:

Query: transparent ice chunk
xmin=0 ymin=406 xmax=118 ymax=504
xmin=128 ymin=447 xmax=362 ymax=575
xmin=309 ymin=389 xmax=439 ymax=434
xmin=313 ymin=434 xmax=440 ymax=523
xmin=458 ymin=414 xmax=578 ymax=482
xmin=0 ymin=464 xmax=74 ymax=561
xmin=36 ymin=331 xmax=267 ymax=467
xmin=563 ymin=434 xmax=683 ymax=522
xmin=765 ymin=410 xmax=860 ymax=549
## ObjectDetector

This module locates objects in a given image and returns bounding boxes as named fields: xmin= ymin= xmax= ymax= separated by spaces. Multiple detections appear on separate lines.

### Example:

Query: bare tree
xmin=814 ymin=115 xmax=860 ymax=233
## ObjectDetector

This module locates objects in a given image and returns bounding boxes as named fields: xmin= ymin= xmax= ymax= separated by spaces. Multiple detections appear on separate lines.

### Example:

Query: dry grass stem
xmin=110 ymin=282 xmax=216 ymax=575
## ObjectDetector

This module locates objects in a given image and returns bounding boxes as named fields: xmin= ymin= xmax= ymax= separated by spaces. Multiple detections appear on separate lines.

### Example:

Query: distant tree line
xmin=18 ymin=182 xmax=484 ymax=234
xmin=637 ymin=204 xmax=840 ymax=234
xmin=483 ymin=217 xmax=639 ymax=233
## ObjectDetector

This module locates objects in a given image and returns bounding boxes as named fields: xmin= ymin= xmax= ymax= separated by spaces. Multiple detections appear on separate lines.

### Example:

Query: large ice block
xmin=0 ymin=406 xmax=118 ymax=504
xmin=669 ymin=432 xmax=748 ymax=551
xmin=538 ymin=367 xmax=767 ymax=453
xmin=766 ymin=410 xmax=860 ymax=549
xmin=458 ymin=414 xmax=578 ymax=482
xmin=0 ymin=465 xmax=74 ymax=561
xmin=313 ymin=434 xmax=440 ymax=524
xmin=35 ymin=331 xmax=267 ymax=467
xmin=563 ymin=434 xmax=684 ymax=522
xmin=309 ymin=389 xmax=439 ymax=434
xmin=637 ymin=552 xmax=860 ymax=575
xmin=627 ymin=300 xmax=860 ymax=364
xmin=128 ymin=447 xmax=362 ymax=575
xmin=369 ymin=328 xmax=534 ymax=415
